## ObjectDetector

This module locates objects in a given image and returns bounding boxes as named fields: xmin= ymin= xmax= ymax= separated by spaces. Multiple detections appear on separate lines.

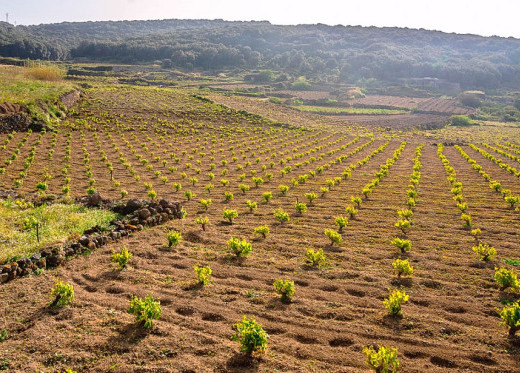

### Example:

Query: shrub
xmin=395 ymin=219 xmax=411 ymax=235
xmin=505 ymin=195 xmax=520 ymax=209
xmin=173 ymin=182 xmax=182 ymax=192
xmin=184 ymin=190 xmax=195 ymax=201
xmin=262 ymin=191 xmax=273 ymax=203
xmin=305 ymin=248 xmax=326 ymax=267
xmin=112 ymin=247 xmax=132 ymax=269
xmin=334 ymin=216 xmax=349 ymax=232
xmin=254 ymin=225 xmax=270 ymax=239
xmin=305 ymin=192 xmax=318 ymax=204
xmin=362 ymin=345 xmax=399 ymax=373
xmin=391 ymin=237 xmax=411 ymax=253
xmin=451 ymin=115 xmax=473 ymax=126
xmin=345 ymin=205 xmax=358 ymax=219
xmin=50 ymin=281 xmax=74 ymax=307
xmin=195 ymin=216 xmax=209 ymax=231
xmin=223 ymin=209 xmax=238 ymax=224
xmin=392 ymin=259 xmax=413 ymax=277
xmin=383 ymin=289 xmax=409 ymax=316
xmin=129 ymin=294 xmax=161 ymax=329
xmin=351 ymin=196 xmax=362 ymax=207
xmin=232 ymin=316 xmax=269 ymax=355
xmin=472 ymin=243 xmax=496 ymax=261
xmin=194 ymin=264 xmax=212 ymax=285
xmin=278 ymin=184 xmax=289 ymax=195
xmin=500 ymin=302 xmax=520 ymax=336
xmin=324 ymin=228 xmax=342 ymax=246
xmin=494 ymin=267 xmax=519 ymax=291
xmin=239 ymin=183 xmax=250 ymax=194
xmin=274 ymin=208 xmax=290 ymax=224
xmin=397 ymin=209 xmax=413 ymax=220
xmin=166 ymin=230 xmax=182 ymax=248
xmin=200 ymin=198 xmax=212 ymax=210
xmin=224 ymin=191 xmax=234 ymax=202
xmin=246 ymin=200 xmax=257 ymax=212
xmin=273 ymin=279 xmax=295 ymax=302
xmin=227 ymin=237 xmax=253 ymax=257
xmin=295 ymin=201 xmax=307 ymax=214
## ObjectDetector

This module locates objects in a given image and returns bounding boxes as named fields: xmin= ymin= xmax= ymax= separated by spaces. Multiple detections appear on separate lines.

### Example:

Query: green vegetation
xmin=128 ymin=294 xmax=162 ymax=329
xmin=494 ymin=267 xmax=519 ymax=291
xmin=392 ymin=259 xmax=413 ymax=278
xmin=363 ymin=345 xmax=399 ymax=373
xmin=0 ymin=64 xmax=73 ymax=125
xmin=384 ymin=289 xmax=409 ymax=316
xmin=232 ymin=315 xmax=269 ymax=355
xmin=451 ymin=115 xmax=474 ymax=126
xmin=0 ymin=199 xmax=116 ymax=263
xmin=166 ymin=230 xmax=182 ymax=248
xmin=112 ymin=247 xmax=132 ymax=269
xmin=305 ymin=248 xmax=326 ymax=267
xmin=50 ymin=281 xmax=74 ymax=307
xmin=500 ymin=302 xmax=520 ymax=336
xmin=295 ymin=105 xmax=407 ymax=115
xmin=227 ymin=237 xmax=253 ymax=257
xmin=273 ymin=279 xmax=295 ymax=302
xmin=253 ymin=225 xmax=270 ymax=239
xmin=194 ymin=264 xmax=212 ymax=285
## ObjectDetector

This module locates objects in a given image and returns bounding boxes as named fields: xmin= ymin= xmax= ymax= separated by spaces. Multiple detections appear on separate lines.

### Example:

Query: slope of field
xmin=0 ymin=86 xmax=519 ymax=372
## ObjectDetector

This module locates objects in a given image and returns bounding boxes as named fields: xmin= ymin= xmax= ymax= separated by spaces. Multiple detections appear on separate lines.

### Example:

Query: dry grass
xmin=25 ymin=65 xmax=66 ymax=82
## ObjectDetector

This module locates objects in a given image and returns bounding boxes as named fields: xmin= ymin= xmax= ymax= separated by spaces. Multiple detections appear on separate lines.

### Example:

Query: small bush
xmin=351 ymin=196 xmax=362 ymax=207
xmin=195 ymin=216 xmax=209 ymax=231
xmin=227 ymin=237 xmax=253 ymax=257
xmin=199 ymin=198 xmax=212 ymax=210
xmin=128 ymin=294 xmax=161 ymax=329
xmin=500 ymin=302 xmax=520 ymax=336
xmin=112 ymin=247 xmax=132 ymax=269
xmin=273 ymin=279 xmax=295 ymax=302
xmin=494 ymin=267 xmax=519 ymax=291
xmin=166 ymin=230 xmax=182 ymax=248
xmin=394 ymin=219 xmax=411 ymax=235
xmin=194 ymin=264 xmax=212 ymax=285
xmin=363 ymin=345 xmax=399 ymax=373
xmin=392 ymin=259 xmax=413 ymax=278
xmin=50 ymin=281 xmax=74 ymax=307
xmin=472 ymin=243 xmax=496 ymax=261
xmin=391 ymin=237 xmax=411 ymax=253
xmin=274 ymin=208 xmax=290 ymax=224
xmin=305 ymin=248 xmax=326 ymax=267
xmin=324 ymin=228 xmax=342 ymax=246
xmin=232 ymin=315 xmax=269 ymax=355
xmin=246 ymin=200 xmax=257 ymax=212
xmin=334 ymin=216 xmax=349 ymax=232
xmin=345 ymin=205 xmax=358 ymax=219
xmin=254 ymin=225 xmax=270 ymax=239
xmin=223 ymin=209 xmax=238 ymax=224
xmin=262 ymin=191 xmax=273 ymax=203
xmin=278 ymin=184 xmax=289 ymax=195
xmin=383 ymin=289 xmax=409 ymax=316
xmin=295 ymin=201 xmax=307 ymax=214
xmin=451 ymin=115 xmax=474 ymax=126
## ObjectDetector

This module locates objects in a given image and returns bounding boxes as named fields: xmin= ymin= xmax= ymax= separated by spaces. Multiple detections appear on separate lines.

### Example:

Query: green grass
xmin=0 ymin=64 xmax=74 ymax=124
xmin=0 ymin=199 xmax=117 ymax=263
xmin=294 ymin=105 xmax=407 ymax=115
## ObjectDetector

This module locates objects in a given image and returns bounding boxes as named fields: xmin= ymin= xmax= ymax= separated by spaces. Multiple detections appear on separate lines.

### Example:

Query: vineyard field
xmin=0 ymin=84 xmax=520 ymax=372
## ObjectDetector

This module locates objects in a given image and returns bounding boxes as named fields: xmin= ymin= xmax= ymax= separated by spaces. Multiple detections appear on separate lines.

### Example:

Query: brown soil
xmin=0 ymin=86 xmax=519 ymax=372
xmin=0 ymin=103 xmax=25 ymax=115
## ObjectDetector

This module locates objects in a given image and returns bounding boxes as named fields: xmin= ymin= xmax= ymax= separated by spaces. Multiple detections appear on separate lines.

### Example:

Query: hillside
xmin=0 ymin=19 xmax=520 ymax=89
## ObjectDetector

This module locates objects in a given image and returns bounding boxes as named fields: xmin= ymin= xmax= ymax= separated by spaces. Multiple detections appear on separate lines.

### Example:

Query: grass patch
xmin=293 ymin=105 xmax=407 ymax=115
xmin=0 ymin=199 xmax=117 ymax=263
xmin=0 ymin=64 xmax=74 ymax=125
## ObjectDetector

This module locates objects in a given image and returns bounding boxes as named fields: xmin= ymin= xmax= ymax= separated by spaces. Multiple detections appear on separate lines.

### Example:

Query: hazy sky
xmin=1 ymin=0 xmax=519 ymax=38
